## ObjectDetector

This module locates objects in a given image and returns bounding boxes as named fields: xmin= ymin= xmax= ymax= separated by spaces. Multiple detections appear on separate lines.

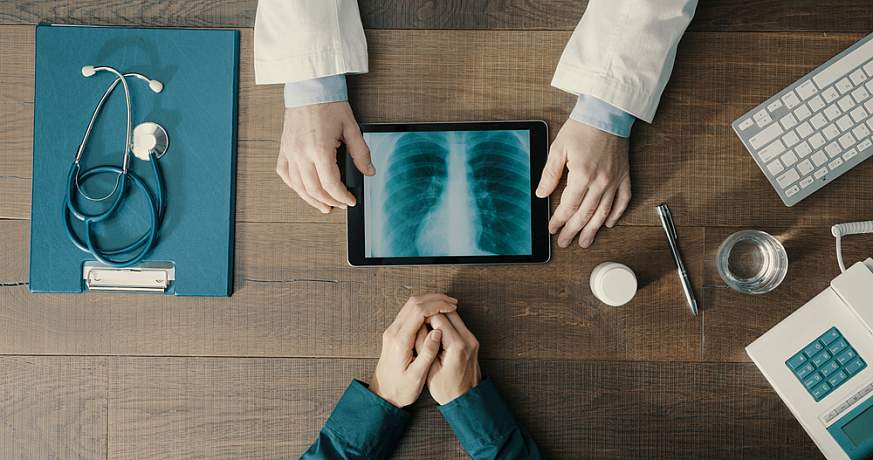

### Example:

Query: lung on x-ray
xmin=364 ymin=130 xmax=532 ymax=257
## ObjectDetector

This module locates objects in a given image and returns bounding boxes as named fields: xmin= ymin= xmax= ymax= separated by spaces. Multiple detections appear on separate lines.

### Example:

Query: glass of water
xmin=716 ymin=230 xmax=788 ymax=294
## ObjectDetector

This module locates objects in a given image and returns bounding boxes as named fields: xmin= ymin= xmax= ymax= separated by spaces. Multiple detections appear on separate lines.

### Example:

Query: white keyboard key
xmin=836 ymin=77 xmax=854 ymax=94
xmin=754 ymin=109 xmax=773 ymax=128
xmin=825 ymin=142 xmax=842 ymax=157
xmin=868 ymin=117 xmax=873 ymax=131
xmin=768 ymin=100 xmax=784 ymax=112
xmin=823 ymin=87 xmax=840 ymax=103
xmin=865 ymin=98 xmax=873 ymax=113
xmin=785 ymin=184 xmax=801 ymax=197
xmin=797 ymin=159 xmax=814 ymax=175
xmin=795 ymin=141 xmax=812 ymax=157
xmin=767 ymin=159 xmax=785 ymax=175
xmin=867 ymin=80 xmax=873 ymax=94
xmin=865 ymin=60 xmax=873 ymax=76
xmin=780 ymin=151 xmax=798 ymax=166
xmin=794 ymin=104 xmax=812 ymax=121
xmin=800 ymin=176 xmax=815 ymax=188
xmin=829 ymin=157 xmax=845 ymax=169
xmin=844 ymin=148 xmax=859 ymax=162
xmin=749 ymin=122 xmax=784 ymax=149
xmin=796 ymin=121 xmax=814 ymax=139
xmin=851 ymin=106 xmax=868 ymax=123
xmin=852 ymin=123 xmax=870 ymax=140
xmin=758 ymin=139 xmax=786 ymax=162
xmin=851 ymin=69 xmax=868 ymax=85
xmin=782 ymin=131 xmax=801 ymax=147
xmin=814 ymin=167 xmax=829 ymax=179
xmin=839 ymin=132 xmax=857 ymax=149
xmin=859 ymin=138 xmax=873 ymax=152
xmin=808 ymin=95 xmax=826 ymax=112
xmin=853 ymin=86 xmax=870 ymax=103
xmin=796 ymin=80 xmax=818 ymax=100
xmin=780 ymin=113 xmax=798 ymax=129
xmin=782 ymin=91 xmax=801 ymax=108
xmin=824 ymin=104 xmax=842 ymax=120
xmin=823 ymin=124 xmax=841 ymax=140
xmin=812 ymin=150 xmax=829 ymax=166
xmin=811 ymin=113 xmax=829 ymax=129
xmin=837 ymin=114 xmax=854 ymax=131
xmin=777 ymin=168 xmax=800 ymax=188
xmin=738 ymin=118 xmax=755 ymax=131
xmin=838 ymin=95 xmax=855 ymax=112
xmin=809 ymin=132 xmax=826 ymax=149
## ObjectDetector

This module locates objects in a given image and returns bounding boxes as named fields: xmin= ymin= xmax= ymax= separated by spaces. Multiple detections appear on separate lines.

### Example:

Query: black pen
xmin=656 ymin=203 xmax=698 ymax=316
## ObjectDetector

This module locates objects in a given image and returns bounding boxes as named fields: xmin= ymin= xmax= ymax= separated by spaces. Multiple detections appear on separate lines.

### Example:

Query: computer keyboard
xmin=733 ymin=33 xmax=873 ymax=207
xmin=787 ymin=327 xmax=867 ymax=402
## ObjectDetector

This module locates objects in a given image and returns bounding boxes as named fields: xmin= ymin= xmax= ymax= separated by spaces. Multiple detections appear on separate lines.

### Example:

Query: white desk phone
xmin=747 ymin=221 xmax=873 ymax=460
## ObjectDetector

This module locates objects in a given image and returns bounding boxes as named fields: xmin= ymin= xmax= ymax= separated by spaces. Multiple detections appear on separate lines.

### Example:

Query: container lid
xmin=596 ymin=265 xmax=637 ymax=306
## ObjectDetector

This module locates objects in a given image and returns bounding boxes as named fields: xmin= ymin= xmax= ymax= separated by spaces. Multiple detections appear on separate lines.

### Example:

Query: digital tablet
xmin=344 ymin=121 xmax=550 ymax=266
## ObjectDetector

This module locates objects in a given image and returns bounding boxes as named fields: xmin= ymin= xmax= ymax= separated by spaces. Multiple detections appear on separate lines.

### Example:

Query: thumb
xmin=536 ymin=147 xmax=566 ymax=198
xmin=343 ymin=122 xmax=375 ymax=176
xmin=408 ymin=329 xmax=442 ymax=378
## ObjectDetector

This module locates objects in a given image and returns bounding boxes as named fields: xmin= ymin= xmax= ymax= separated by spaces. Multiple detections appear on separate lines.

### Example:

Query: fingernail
xmin=558 ymin=241 xmax=567 ymax=248
xmin=367 ymin=163 xmax=376 ymax=175
xmin=580 ymin=239 xmax=592 ymax=248
xmin=320 ymin=208 xmax=329 ymax=214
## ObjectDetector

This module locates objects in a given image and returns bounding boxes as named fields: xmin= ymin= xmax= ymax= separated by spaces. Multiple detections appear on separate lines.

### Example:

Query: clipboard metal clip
xmin=83 ymin=262 xmax=175 ymax=292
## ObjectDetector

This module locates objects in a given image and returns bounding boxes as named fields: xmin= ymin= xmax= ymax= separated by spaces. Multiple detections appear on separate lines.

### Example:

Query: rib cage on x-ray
xmin=381 ymin=130 xmax=531 ymax=257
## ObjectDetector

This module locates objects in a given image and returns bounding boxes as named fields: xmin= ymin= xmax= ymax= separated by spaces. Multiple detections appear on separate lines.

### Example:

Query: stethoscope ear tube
xmin=64 ymin=154 xmax=165 ymax=267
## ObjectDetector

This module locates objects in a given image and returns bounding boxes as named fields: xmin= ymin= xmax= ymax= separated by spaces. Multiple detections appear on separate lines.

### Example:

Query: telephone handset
xmin=832 ymin=221 xmax=873 ymax=272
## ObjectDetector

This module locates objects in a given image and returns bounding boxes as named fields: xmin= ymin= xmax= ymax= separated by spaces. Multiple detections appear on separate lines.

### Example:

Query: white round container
xmin=589 ymin=262 xmax=638 ymax=307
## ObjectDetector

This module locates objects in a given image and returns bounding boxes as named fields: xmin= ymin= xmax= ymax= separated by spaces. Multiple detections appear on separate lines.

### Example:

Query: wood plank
xmin=0 ymin=356 xmax=108 ymax=459
xmin=3 ymin=27 xmax=873 ymax=227
xmin=0 ymin=219 xmax=705 ymax=361
xmin=107 ymin=356 xmax=819 ymax=459
xmin=702 ymin=226 xmax=873 ymax=362
xmin=1 ymin=0 xmax=872 ymax=33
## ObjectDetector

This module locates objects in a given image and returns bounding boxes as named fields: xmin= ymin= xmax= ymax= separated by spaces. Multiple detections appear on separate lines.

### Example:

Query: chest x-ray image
xmin=364 ymin=130 xmax=532 ymax=258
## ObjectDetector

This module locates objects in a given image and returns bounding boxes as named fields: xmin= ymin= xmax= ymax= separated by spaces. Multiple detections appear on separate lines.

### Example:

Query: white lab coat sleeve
xmin=551 ymin=0 xmax=698 ymax=123
xmin=254 ymin=0 xmax=368 ymax=84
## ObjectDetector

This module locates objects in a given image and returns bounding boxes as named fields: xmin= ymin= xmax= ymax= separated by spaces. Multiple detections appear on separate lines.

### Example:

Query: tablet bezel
xmin=344 ymin=120 xmax=550 ymax=266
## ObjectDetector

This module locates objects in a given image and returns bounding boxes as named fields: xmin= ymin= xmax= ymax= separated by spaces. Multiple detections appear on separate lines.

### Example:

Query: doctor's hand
xmin=369 ymin=294 xmax=458 ymax=408
xmin=419 ymin=312 xmax=482 ymax=405
xmin=276 ymin=101 xmax=375 ymax=214
xmin=536 ymin=119 xmax=631 ymax=248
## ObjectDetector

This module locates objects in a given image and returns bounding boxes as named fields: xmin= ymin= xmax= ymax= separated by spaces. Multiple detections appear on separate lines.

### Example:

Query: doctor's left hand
xmin=276 ymin=101 xmax=375 ymax=214
xmin=536 ymin=119 xmax=631 ymax=248
xmin=368 ymin=294 xmax=458 ymax=408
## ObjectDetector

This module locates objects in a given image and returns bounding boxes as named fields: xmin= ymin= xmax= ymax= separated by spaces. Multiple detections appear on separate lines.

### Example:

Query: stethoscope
xmin=64 ymin=65 xmax=170 ymax=268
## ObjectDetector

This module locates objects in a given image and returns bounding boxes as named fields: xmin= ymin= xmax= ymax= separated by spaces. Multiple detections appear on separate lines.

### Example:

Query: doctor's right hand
xmin=276 ymin=101 xmax=375 ymax=214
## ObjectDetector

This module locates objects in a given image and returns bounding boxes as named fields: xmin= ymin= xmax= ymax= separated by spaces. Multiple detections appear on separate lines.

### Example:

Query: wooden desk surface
xmin=2 ymin=1 xmax=873 ymax=458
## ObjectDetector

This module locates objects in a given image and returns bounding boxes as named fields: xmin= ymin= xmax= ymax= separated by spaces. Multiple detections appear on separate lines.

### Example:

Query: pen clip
xmin=656 ymin=203 xmax=678 ymax=240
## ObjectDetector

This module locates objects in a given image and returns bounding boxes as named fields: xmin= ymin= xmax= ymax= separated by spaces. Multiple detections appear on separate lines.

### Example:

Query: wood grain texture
xmin=0 ymin=356 xmax=108 ymax=459
xmin=702 ymin=227 xmax=873 ymax=362
xmin=1 ymin=0 xmax=872 ymax=33
xmin=0 ymin=219 xmax=705 ymax=361
xmin=105 ymin=357 xmax=819 ymax=460
xmin=3 ymin=28 xmax=873 ymax=227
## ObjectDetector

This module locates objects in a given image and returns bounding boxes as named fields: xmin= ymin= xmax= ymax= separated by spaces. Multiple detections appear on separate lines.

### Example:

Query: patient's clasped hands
xmin=369 ymin=294 xmax=483 ymax=408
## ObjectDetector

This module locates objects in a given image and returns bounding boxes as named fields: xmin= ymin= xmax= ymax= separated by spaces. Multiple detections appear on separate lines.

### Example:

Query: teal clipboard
xmin=29 ymin=25 xmax=239 ymax=296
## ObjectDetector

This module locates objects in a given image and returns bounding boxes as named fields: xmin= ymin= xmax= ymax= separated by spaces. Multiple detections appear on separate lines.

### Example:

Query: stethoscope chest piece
xmin=132 ymin=122 xmax=170 ymax=161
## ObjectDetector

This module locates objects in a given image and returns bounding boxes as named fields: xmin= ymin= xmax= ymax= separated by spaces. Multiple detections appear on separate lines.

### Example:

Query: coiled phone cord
xmin=832 ymin=221 xmax=873 ymax=272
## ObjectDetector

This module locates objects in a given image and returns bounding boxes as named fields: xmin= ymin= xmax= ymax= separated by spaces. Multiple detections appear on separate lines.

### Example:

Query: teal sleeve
xmin=300 ymin=380 xmax=411 ymax=460
xmin=438 ymin=379 xmax=543 ymax=460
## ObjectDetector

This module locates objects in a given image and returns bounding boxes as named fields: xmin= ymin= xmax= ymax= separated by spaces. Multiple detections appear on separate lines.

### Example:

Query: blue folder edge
xmin=28 ymin=24 xmax=239 ymax=296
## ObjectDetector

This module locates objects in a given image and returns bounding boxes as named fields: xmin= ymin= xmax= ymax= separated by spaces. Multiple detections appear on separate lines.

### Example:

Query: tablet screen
xmin=363 ymin=130 xmax=532 ymax=257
